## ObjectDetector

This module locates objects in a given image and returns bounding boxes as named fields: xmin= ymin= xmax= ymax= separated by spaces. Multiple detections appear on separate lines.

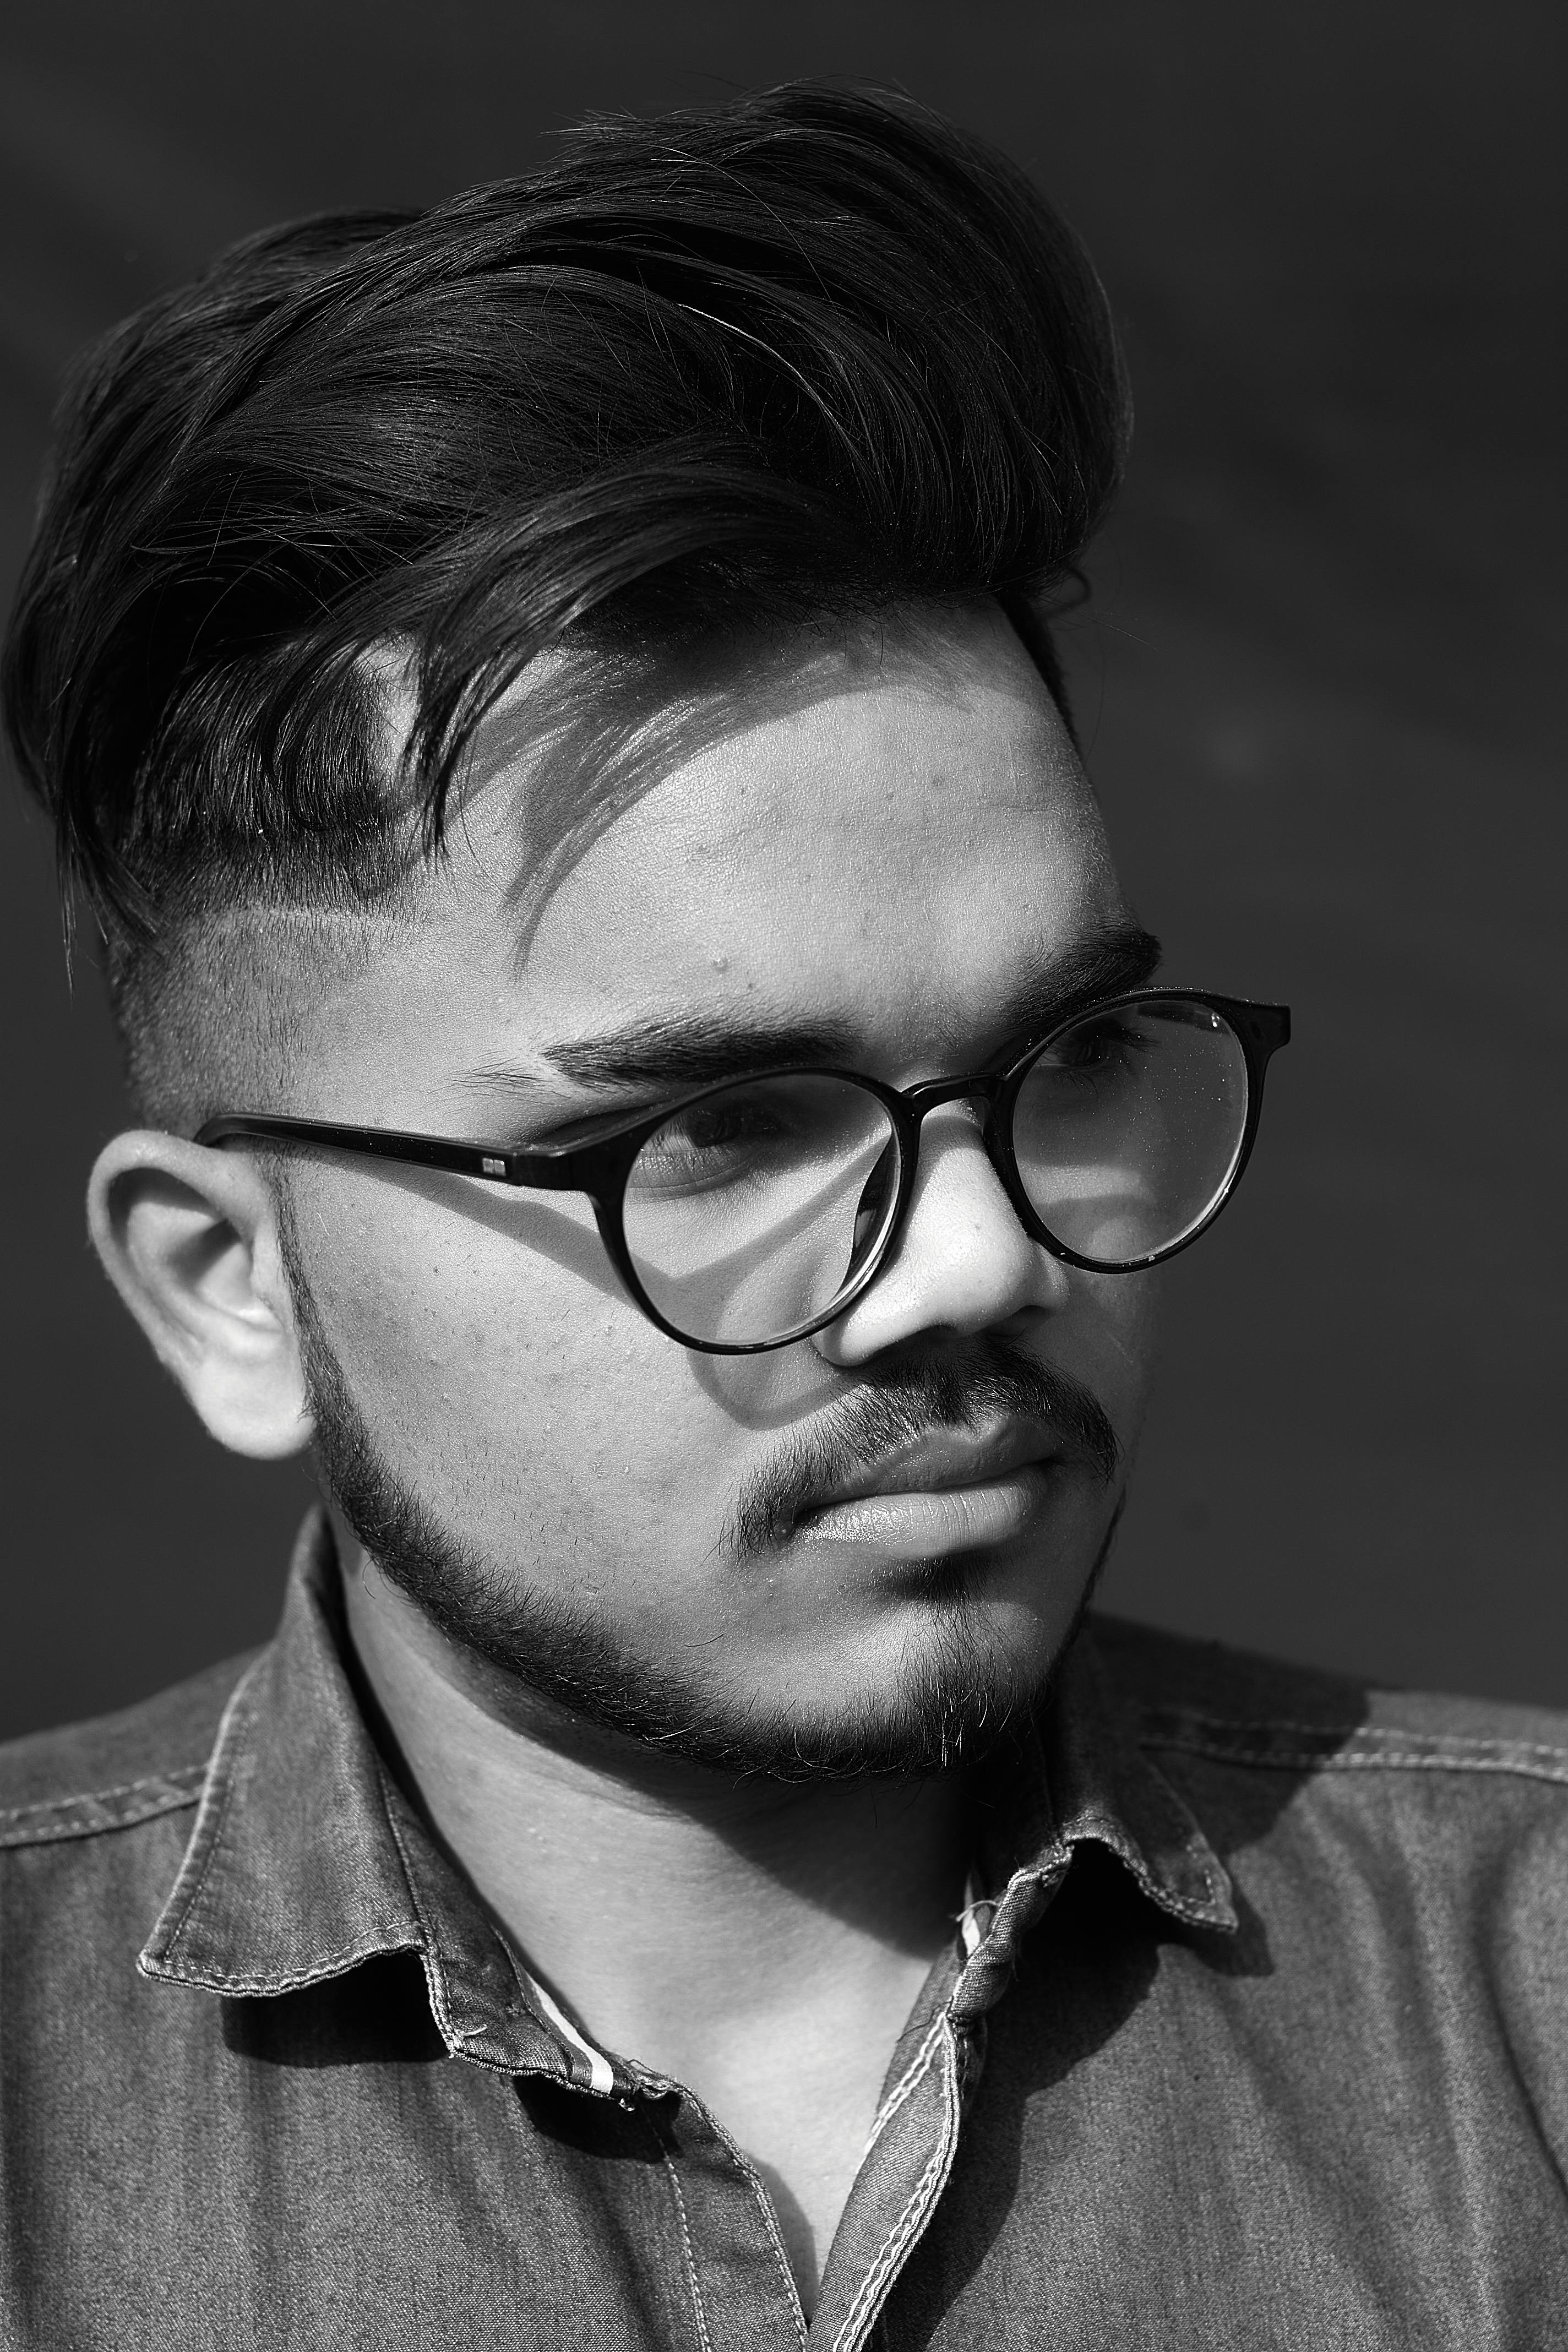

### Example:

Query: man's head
xmin=3 ymin=85 xmax=1155 ymax=1778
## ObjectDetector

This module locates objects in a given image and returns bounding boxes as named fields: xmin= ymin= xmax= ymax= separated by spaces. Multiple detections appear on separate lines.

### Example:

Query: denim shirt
xmin=3 ymin=1513 xmax=1567 ymax=2349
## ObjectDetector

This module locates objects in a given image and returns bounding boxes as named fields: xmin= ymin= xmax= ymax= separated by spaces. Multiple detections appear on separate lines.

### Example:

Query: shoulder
xmin=1087 ymin=1609 xmax=1568 ymax=1786
xmin=1069 ymin=1623 xmax=1568 ymax=2246
xmin=0 ymin=1650 xmax=259 ymax=1853
xmin=1086 ymin=1611 xmax=1568 ymax=1957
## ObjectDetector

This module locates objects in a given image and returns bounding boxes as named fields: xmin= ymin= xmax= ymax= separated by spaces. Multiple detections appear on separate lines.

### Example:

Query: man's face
xmin=280 ymin=605 xmax=1161 ymax=1771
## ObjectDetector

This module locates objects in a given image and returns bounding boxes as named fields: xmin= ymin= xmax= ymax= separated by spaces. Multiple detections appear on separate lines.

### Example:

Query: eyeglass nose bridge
xmin=873 ymin=1064 xmax=1039 ymax=1262
xmin=899 ymin=1068 xmax=1008 ymax=1120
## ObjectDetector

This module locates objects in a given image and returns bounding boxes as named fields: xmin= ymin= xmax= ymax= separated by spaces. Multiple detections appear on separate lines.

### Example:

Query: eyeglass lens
xmin=1010 ymin=999 xmax=1248 ymax=1267
xmin=618 ymin=997 xmax=1250 ymax=1348
xmin=620 ymin=1074 xmax=901 ymax=1349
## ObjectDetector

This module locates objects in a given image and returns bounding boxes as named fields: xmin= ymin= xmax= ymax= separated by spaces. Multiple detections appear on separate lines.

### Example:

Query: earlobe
xmin=87 ymin=1131 xmax=313 ymax=1461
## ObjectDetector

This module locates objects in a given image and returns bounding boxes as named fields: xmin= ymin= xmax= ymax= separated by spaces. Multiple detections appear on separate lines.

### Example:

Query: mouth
xmin=792 ymin=1423 xmax=1066 ymax=1561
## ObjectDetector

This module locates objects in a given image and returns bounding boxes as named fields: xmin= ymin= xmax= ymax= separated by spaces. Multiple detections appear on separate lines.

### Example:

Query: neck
xmin=340 ymin=1540 xmax=972 ymax=2078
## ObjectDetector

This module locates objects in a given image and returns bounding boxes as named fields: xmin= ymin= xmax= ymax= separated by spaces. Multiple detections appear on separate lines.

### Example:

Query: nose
xmin=813 ymin=1099 xmax=1069 ymax=1366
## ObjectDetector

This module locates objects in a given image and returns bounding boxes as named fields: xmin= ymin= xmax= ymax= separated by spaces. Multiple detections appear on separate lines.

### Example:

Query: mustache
xmin=721 ymin=1336 xmax=1120 ymax=1563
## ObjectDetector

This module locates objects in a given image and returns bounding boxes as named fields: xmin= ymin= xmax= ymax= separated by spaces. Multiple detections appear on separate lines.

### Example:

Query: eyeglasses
xmin=198 ymin=987 xmax=1289 ymax=1355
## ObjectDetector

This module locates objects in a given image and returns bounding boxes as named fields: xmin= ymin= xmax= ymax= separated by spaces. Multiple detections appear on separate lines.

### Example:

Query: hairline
xmin=117 ymin=595 xmax=1076 ymax=1131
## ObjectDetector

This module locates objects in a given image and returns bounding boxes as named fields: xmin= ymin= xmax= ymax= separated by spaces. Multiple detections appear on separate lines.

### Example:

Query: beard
xmin=282 ymin=1217 xmax=1125 ymax=1782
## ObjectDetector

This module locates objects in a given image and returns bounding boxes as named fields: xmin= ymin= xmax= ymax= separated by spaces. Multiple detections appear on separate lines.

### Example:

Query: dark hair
xmin=2 ymin=81 xmax=1128 ymax=998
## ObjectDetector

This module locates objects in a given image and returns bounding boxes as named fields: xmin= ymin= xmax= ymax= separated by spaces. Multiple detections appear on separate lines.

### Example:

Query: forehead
xmin=308 ymin=608 xmax=1130 ymax=1084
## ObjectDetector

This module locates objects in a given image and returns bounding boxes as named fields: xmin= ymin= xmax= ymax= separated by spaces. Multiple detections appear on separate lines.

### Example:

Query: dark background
xmin=2 ymin=1 xmax=1563 ymax=1740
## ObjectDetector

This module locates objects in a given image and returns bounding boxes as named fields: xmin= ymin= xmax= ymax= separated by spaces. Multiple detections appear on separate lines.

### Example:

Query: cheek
xmin=1064 ymin=1266 xmax=1163 ymax=1428
xmin=291 ymin=1170 xmax=728 ymax=1521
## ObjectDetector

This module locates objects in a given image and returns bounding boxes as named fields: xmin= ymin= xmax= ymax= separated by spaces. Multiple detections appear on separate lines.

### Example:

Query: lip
xmin=788 ymin=1421 xmax=1066 ymax=1561
xmin=796 ymin=1465 xmax=1057 ymax=1560
xmin=798 ymin=1420 xmax=1063 ymax=1521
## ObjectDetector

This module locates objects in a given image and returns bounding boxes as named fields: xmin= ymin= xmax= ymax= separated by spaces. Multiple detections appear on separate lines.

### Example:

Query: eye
xmin=1030 ymin=1012 xmax=1156 ymax=1086
xmin=634 ymin=1083 xmax=809 ymax=1189
xmin=625 ymin=1075 xmax=890 ymax=1204
xmin=674 ymin=1096 xmax=794 ymax=1150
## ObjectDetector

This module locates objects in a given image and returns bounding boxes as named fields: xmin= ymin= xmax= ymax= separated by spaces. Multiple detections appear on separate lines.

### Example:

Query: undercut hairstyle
xmin=2 ymin=80 xmax=1129 ymax=1126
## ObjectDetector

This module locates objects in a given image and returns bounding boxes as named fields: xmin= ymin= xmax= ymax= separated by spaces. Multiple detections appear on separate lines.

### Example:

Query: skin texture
xmin=89 ymin=602 xmax=1162 ymax=2310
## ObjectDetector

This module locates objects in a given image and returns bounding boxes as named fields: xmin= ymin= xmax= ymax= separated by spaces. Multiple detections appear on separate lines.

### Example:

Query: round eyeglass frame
xmin=197 ymin=987 xmax=1290 ymax=1356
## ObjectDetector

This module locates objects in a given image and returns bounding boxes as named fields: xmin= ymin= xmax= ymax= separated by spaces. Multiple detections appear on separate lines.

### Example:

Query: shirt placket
xmin=630 ymin=2078 xmax=812 ymax=2352
xmin=463 ymin=1928 xmax=809 ymax=2352
xmin=807 ymin=1855 xmax=1069 ymax=2352
xmin=477 ymin=1913 xmax=998 ymax=2352
xmin=611 ymin=2002 xmax=979 ymax=2352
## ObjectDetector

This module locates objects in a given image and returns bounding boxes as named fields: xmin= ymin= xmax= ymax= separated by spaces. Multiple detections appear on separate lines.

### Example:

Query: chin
xmin=725 ymin=1581 xmax=1075 ymax=1782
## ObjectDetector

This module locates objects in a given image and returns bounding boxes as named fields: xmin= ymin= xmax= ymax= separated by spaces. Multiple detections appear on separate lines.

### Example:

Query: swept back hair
xmin=2 ymin=80 xmax=1129 ymax=1036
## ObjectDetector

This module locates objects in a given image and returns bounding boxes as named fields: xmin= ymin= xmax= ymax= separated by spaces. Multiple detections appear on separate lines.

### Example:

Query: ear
xmin=87 ymin=1131 xmax=313 ymax=1460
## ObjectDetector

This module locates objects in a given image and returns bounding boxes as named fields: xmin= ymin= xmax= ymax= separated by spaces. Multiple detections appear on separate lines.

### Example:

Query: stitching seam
xmin=1065 ymin=1806 xmax=1229 ymax=1919
xmin=650 ymin=2127 xmax=714 ymax=2352
xmin=1142 ymin=1734 xmax=1568 ymax=1787
xmin=0 ymin=1763 xmax=208 ymax=1827
xmin=832 ymin=2023 xmax=958 ymax=2352
xmin=150 ymin=1657 xmax=266 ymax=1959
xmin=379 ymin=1777 xmax=476 ymax=2048
xmin=749 ymin=2172 xmax=809 ymax=2352
xmin=142 ymin=1936 xmax=413 ymax=1994
xmin=654 ymin=2089 xmax=805 ymax=2344
xmin=864 ymin=2014 xmax=946 ymax=2154
xmin=1144 ymin=1715 xmax=1568 ymax=1756
xmin=0 ymin=1784 xmax=204 ymax=1850
xmin=1122 ymin=1862 xmax=1229 ymax=1924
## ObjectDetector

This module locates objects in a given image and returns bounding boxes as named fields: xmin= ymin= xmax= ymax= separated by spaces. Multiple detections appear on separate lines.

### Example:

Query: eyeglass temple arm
xmin=195 ymin=997 xmax=1292 ymax=1188
xmin=194 ymin=1114 xmax=586 ymax=1190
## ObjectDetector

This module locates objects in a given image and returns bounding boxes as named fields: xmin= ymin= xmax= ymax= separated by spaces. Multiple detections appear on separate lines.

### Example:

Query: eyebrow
xmin=460 ymin=922 xmax=1163 ymax=1106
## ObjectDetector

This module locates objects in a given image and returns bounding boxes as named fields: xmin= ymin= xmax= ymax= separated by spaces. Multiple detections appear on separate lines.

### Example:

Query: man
xmin=2 ymin=80 xmax=1564 ymax=2349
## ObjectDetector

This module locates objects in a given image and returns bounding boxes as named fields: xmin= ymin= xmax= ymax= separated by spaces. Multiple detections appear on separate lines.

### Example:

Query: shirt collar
xmin=951 ymin=1623 xmax=1237 ymax=2020
xmin=139 ymin=1511 xmax=602 ymax=2084
xmin=141 ymin=1511 xmax=1233 ymax=2053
